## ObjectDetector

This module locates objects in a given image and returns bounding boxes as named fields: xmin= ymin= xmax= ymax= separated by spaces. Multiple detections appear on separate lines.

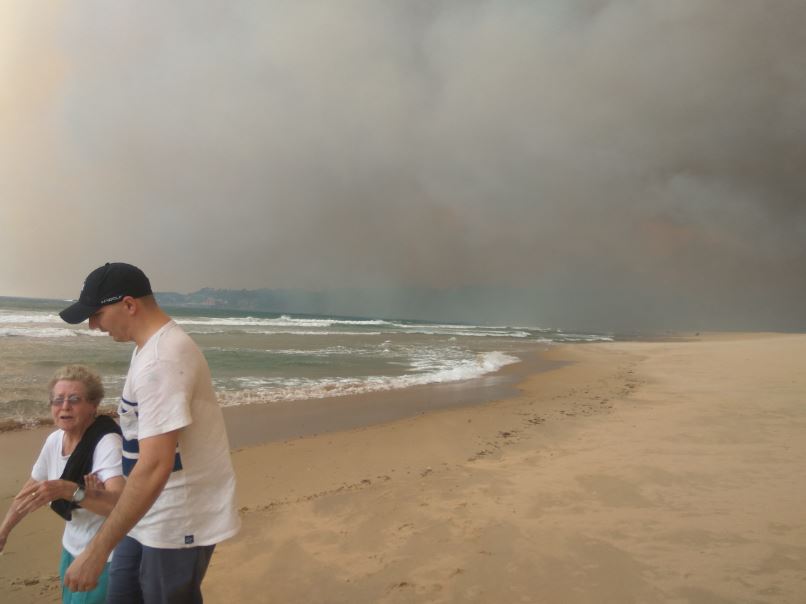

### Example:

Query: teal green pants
xmin=59 ymin=548 xmax=111 ymax=604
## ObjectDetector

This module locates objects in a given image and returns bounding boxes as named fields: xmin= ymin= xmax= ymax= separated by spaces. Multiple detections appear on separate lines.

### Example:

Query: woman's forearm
xmin=0 ymin=478 xmax=39 ymax=551
xmin=79 ymin=476 xmax=125 ymax=517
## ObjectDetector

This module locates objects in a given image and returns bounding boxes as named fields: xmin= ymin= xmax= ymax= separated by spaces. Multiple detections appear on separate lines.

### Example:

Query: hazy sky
xmin=2 ymin=1 xmax=805 ymax=330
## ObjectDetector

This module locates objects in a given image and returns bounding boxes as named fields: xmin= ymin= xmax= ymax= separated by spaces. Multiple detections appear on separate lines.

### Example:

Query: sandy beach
xmin=1 ymin=333 xmax=804 ymax=603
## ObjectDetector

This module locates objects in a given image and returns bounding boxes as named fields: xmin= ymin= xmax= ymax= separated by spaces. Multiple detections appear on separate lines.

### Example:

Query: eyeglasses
xmin=50 ymin=395 xmax=86 ymax=406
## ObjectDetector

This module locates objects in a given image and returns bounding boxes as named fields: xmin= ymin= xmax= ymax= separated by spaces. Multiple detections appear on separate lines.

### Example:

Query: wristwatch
xmin=71 ymin=485 xmax=86 ymax=504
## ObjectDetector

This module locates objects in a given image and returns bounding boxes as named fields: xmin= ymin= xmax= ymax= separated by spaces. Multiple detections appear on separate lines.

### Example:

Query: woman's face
xmin=50 ymin=380 xmax=96 ymax=436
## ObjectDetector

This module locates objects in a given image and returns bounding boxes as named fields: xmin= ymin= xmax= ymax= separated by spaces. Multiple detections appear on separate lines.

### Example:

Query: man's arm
xmin=63 ymin=430 xmax=180 ymax=593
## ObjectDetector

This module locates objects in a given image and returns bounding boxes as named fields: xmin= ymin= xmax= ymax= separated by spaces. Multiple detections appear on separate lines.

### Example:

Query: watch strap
xmin=71 ymin=485 xmax=86 ymax=504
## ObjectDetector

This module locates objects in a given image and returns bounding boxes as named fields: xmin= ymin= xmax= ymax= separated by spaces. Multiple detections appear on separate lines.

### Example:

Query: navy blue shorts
xmin=107 ymin=536 xmax=215 ymax=604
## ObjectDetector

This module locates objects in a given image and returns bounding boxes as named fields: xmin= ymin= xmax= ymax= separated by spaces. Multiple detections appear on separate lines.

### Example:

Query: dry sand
xmin=1 ymin=333 xmax=804 ymax=603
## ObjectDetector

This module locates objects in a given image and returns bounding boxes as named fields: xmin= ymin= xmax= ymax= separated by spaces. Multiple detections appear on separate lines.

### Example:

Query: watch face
xmin=73 ymin=487 xmax=85 ymax=503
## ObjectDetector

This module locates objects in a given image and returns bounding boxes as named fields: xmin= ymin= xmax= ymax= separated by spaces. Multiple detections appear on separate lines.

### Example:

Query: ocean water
xmin=0 ymin=296 xmax=613 ymax=426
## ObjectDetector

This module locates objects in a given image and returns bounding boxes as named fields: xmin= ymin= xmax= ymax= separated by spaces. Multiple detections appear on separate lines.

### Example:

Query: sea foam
xmin=216 ymin=351 xmax=519 ymax=406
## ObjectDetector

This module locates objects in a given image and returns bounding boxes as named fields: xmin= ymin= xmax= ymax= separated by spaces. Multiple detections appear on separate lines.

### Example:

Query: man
xmin=59 ymin=262 xmax=240 ymax=603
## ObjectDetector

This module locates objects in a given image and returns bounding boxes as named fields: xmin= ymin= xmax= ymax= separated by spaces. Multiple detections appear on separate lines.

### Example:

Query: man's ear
xmin=121 ymin=296 xmax=138 ymax=315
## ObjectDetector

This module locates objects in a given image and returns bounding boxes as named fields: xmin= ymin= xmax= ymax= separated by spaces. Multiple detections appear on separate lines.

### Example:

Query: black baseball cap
xmin=59 ymin=262 xmax=153 ymax=324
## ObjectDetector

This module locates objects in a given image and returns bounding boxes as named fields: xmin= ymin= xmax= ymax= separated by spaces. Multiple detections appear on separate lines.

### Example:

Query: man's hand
xmin=84 ymin=473 xmax=105 ymax=491
xmin=63 ymin=547 xmax=106 ymax=593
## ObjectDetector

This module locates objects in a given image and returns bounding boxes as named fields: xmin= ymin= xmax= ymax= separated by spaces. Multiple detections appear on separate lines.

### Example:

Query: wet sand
xmin=2 ymin=334 xmax=805 ymax=602
xmin=223 ymin=349 xmax=563 ymax=448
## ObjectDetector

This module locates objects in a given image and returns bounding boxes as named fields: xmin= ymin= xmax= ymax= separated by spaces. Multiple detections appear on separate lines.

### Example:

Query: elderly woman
xmin=0 ymin=365 xmax=124 ymax=604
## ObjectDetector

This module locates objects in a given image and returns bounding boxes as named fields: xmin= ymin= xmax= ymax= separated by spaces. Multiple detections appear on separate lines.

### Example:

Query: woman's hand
xmin=14 ymin=481 xmax=47 ymax=515
xmin=16 ymin=479 xmax=76 ymax=512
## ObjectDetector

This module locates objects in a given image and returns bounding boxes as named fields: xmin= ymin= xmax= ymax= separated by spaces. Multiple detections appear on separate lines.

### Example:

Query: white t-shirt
xmin=119 ymin=320 xmax=240 ymax=549
xmin=31 ymin=430 xmax=123 ymax=558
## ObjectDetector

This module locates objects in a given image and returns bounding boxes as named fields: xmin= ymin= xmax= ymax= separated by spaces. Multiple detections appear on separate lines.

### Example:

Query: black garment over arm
xmin=50 ymin=415 xmax=122 ymax=521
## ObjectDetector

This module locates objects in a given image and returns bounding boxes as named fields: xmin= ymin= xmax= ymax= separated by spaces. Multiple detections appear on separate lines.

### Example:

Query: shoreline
xmin=0 ymin=346 xmax=557 ymax=442
xmin=223 ymin=347 xmax=564 ymax=449
xmin=2 ymin=333 xmax=804 ymax=602
xmin=0 ymin=345 xmax=562 ymax=447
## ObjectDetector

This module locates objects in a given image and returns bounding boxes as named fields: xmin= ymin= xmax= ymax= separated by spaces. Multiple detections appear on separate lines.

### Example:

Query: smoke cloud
xmin=2 ymin=1 xmax=805 ymax=330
